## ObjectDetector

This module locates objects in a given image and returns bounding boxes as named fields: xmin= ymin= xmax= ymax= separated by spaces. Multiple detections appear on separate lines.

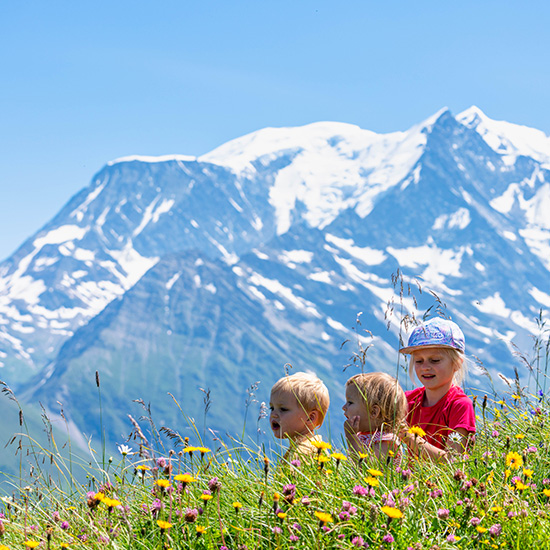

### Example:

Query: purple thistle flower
xmin=60 ymin=521 xmax=70 ymax=530
xmin=489 ymin=523 xmax=502 ymax=537
xmin=184 ymin=508 xmax=198 ymax=523
xmin=289 ymin=535 xmax=299 ymax=542
xmin=437 ymin=508 xmax=449 ymax=519
xmin=290 ymin=459 xmax=301 ymax=468
xmin=352 ymin=536 xmax=365 ymax=547
xmin=470 ymin=517 xmax=481 ymax=526
xmin=292 ymin=522 xmax=302 ymax=531
xmin=208 ymin=477 xmax=222 ymax=493
xmin=272 ymin=526 xmax=282 ymax=534
xmin=382 ymin=533 xmax=394 ymax=544
xmin=353 ymin=485 xmax=368 ymax=497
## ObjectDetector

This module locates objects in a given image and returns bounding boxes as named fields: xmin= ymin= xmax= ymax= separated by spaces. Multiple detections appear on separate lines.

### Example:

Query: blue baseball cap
xmin=400 ymin=318 xmax=465 ymax=354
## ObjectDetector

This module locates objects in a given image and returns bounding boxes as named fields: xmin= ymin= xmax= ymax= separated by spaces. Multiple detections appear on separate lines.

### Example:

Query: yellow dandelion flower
xmin=543 ymin=488 xmax=550 ymax=497
xmin=365 ymin=476 xmax=379 ymax=487
xmin=94 ymin=491 xmax=105 ymax=502
xmin=0 ymin=545 xmax=11 ymax=550
xmin=102 ymin=497 xmax=121 ymax=508
xmin=476 ymin=526 xmax=487 ymax=533
xmin=511 ymin=394 xmax=520 ymax=400
xmin=183 ymin=446 xmax=199 ymax=454
xmin=523 ymin=468 xmax=533 ymax=478
xmin=174 ymin=473 xmax=196 ymax=483
xmin=506 ymin=451 xmax=523 ymax=470
xmin=515 ymin=433 xmax=525 ymax=439
xmin=331 ymin=452 xmax=347 ymax=461
xmin=157 ymin=520 xmax=172 ymax=530
xmin=316 ymin=455 xmax=330 ymax=463
xmin=381 ymin=506 xmax=403 ymax=519
xmin=314 ymin=511 xmax=333 ymax=524
xmin=490 ymin=506 xmax=502 ymax=513
xmin=388 ymin=449 xmax=395 ymax=456
xmin=277 ymin=512 xmax=287 ymax=519
xmin=273 ymin=493 xmax=280 ymax=502
xmin=310 ymin=440 xmax=331 ymax=450
xmin=196 ymin=447 xmax=211 ymax=454
xmin=24 ymin=542 xmax=40 ymax=549
xmin=367 ymin=468 xmax=383 ymax=477
xmin=136 ymin=465 xmax=150 ymax=471
xmin=514 ymin=480 xmax=528 ymax=491
xmin=156 ymin=479 xmax=171 ymax=488
xmin=325 ymin=469 xmax=332 ymax=476
xmin=233 ymin=502 xmax=243 ymax=509
xmin=408 ymin=426 xmax=426 ymax=437
xmin=196 ymin=525 xmax=206 ymax=535
xmin=505 ymin=469 xmax=511 ymax=479
xmin=200 ymin=493 xmax=213 ymax=501
xmin=60 ymin=545 xmax=70 ymax=549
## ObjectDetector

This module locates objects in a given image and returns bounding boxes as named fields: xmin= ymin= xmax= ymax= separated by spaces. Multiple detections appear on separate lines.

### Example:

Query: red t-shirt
xmin=406 ymin=385 xmax=476 ymax=450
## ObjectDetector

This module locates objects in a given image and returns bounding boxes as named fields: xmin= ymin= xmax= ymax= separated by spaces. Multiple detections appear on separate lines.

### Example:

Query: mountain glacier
xmin=1 ymin=106 xmax=549 ymax=454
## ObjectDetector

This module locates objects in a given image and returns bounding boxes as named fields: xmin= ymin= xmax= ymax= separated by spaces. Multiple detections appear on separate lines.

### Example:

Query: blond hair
xmin=346 ymin=372 xmax=407 ymax=427
xmin=271 ymin=372 xmax=330 ymax=427
xmin=408 ymin=347 xmax=466 ymax=385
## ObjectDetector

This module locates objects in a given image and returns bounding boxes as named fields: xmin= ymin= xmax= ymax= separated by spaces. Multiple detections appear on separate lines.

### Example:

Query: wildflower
xmin=365 ymin=476 xmax=379 ymax=487
xmin=491 ymin=430 xmax=499 ymax=437
xmin=289 ymin=534 xmax=300 ymax=542
xmin=514 ymin=479 xmax=528 ymax=491
xmin=184 ymin=508 xmax=198 ymax=523
xmin=381 ymin=506 xmax=403 ymax=519
xmin=331 ymin=452 xmax=347 ymax=463
xmin=277 ymin=512 xmax=287 ymax=520
xmin=382 ymin=533 xmax=395 ymax=543
xmin=200 ymin=492 xmax=213 ymax=502
xmin=207 ymin=477 xmax=222 ymax=493
xmin=157 ymin=519 xmax=172 ymax=531
xmin=367 ymin=468 xmax=383 ymax=477
xmin=301 ymin=496 xmax=311 ymax=506
xmin=476 ymin=526 xmax=487 ymax=533
xmin=174 ymin=473 xmax=196 ymax=484
xmin=316 ymin=455 xmax=330 ymax=464
xmin=60 ymin=521 xmax=70 ymax=530
xmin=103 ymin=497 xmax=121 ymax=510
xmin=470 ymin=517 xmax=481 ymax=526
xmin=489 ymin=523 xmax=502 ymax=537
xmin=430 ymin=488 xmax=444 ymax=498
xmin=490 ymin=506 xmax=502 ymax=513
xmin=515 ymin=433 xmax=526 ymax=439
xmin=401 ymin=468 xmax=412 ymax=480
xmin=117 ymin=444 xmax=133 ymax=456
xmin=311 ymin=440 xmax=331 ymax=451
xmin=506 ymin=451 xmax=523 ymax=470
xmin=447 ymin=534 xmax=460 ymax=542
xmin=24 ymin=542 xmax=40 ymax=549
xmin=195 ymin=525 xmax=206 ymax=536
xmin=314 ymin=511 xmax=333 ymax=525
xmin=156 ymin=479 xmax=171 ymax=489
xmin=196 ymin=446 xmax=211 ymax=456
xmin=352 ymin=536 xmax=366 ymax=547
xmin=290 ymin=459 xmax=301 ymax=468
xmin=408 ymin=426 xmax=426 ymax=437
xmin=543 ymin=489 xmax=550 ymax=497
xmin=233 ymin=501 xmax=243 ymax=511
xmin=353 ymin=485 xmax=368 ymax=497
xmin=523 ymin=468 xmax=533 ymax=478
xmin=437 ymin=508 xmax=450 ymax=519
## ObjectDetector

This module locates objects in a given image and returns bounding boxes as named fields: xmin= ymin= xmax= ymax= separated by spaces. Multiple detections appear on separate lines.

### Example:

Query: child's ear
xmin=308 ymin=410 xmax=321 ymax=427
xmin=371 ymin=404 xmax=381 ymax=418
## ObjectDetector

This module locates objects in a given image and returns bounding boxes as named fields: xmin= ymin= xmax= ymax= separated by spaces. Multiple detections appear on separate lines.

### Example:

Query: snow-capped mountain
xmin=1 ymin=106 xmax=550 ymax=451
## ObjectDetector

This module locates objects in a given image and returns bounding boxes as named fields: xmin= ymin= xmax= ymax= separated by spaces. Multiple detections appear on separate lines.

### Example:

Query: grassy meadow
xmin=1 ymin=310 xmax=550 ymax=549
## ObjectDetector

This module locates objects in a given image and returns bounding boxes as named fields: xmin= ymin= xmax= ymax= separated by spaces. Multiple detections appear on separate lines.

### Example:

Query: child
xmin=269 ymin=372 xmax=330 ymax=460
xmin=343 ymin=372 xmax=407 ymax=462
xmin=399 ymin=317 xmax=476 ymax=460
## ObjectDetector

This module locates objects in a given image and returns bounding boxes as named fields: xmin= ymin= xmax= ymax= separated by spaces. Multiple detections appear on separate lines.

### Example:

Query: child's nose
xmin=342 ymin=403 xmax=347 ymax=412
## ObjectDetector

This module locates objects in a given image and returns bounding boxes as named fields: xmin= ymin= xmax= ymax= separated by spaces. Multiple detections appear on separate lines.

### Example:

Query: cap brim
xmin=399 ymin=344 xmax=463 ymax=355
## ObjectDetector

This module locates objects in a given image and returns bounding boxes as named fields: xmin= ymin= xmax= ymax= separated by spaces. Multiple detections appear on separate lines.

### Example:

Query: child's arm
xmin=400 ymin=426 xmax=471 ymax=462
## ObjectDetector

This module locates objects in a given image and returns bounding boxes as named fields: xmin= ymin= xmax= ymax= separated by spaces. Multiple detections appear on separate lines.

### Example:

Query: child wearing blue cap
xmin=399 ymin=317 xmax=476 ymax=460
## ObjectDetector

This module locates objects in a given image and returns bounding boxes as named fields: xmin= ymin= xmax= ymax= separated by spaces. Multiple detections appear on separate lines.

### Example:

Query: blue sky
xmin=1 ymin=1 xmax=549 ymax=261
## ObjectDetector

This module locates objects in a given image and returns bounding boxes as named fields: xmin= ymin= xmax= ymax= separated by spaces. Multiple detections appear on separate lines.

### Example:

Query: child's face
xmin=269 ymin=390 xmax=313 ymax=440
xmin=412 ymin=348 xmax=458 ymax=393
xmin=343 ymin=383 xmax=378 ymax=432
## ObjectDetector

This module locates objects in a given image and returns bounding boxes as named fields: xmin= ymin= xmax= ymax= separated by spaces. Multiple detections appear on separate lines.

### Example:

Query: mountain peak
xmin=457 ymin=106 xmax=550 ymax=165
